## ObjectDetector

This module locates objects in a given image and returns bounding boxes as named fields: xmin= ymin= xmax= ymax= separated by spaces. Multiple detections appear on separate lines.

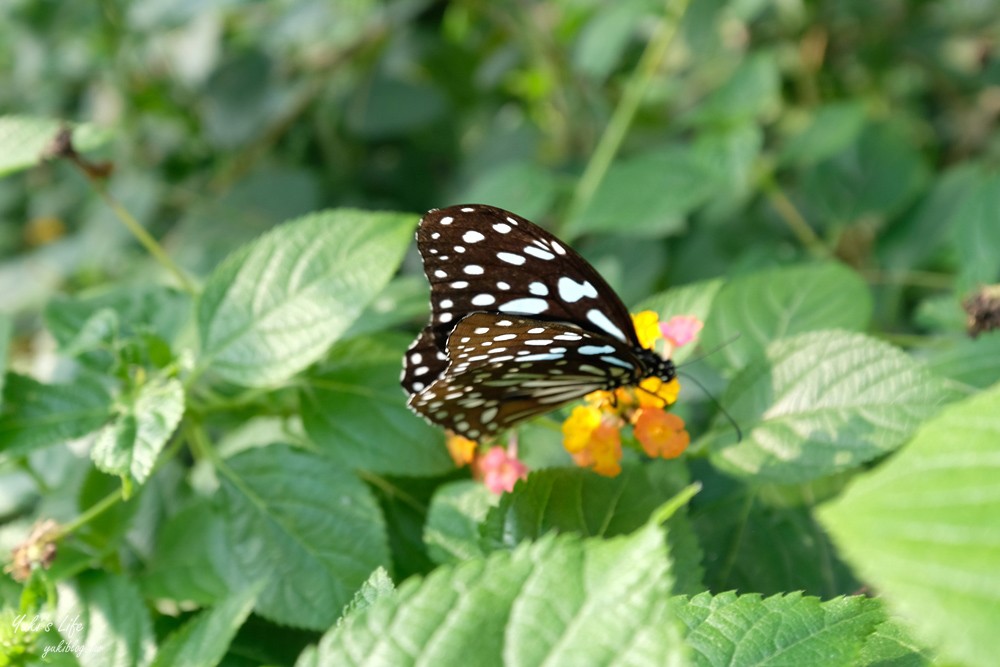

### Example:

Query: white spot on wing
xmin=434 ymin=269 xmax=447 ymax=278
xmin=586 ymin=309 xmax=627 ymax=341
xmin=497 ymin=281 xmax=511 ymax=290
xmin=471 ymin=294 xmax=496 ymax=306
xmin=498 ymin=298 xmax=549 ymax=315
xmin=497 ymin=252 xmax=526 ymax=265
xmin=579 ymin=344 xmax=616 ymax=355
xmin=450 ymin=280 xmax=469 ymax=288
xmin=440 ymin=216 xmax=454 ymax=225
xmin=463 ymin=230 xmax=485 ymax=243
xmin=524 ymin=246 xmax=555 ymax=260
xmin=557 ymin=277 xmax=598 ymax=303
xmin=528 ymin=282 xmax=549 ymax=296
xmin=439 ymin=312 xmax=453 ymax=323
xmin=461 ymin=207 xmax=475 ymax=212
xmin=410 ymin=353 xmax=422 ymax=364
xmin=601 ymin=355 xmax=634 ymax=369
xmin=464 ymin=265 xmax=485 ymax=275
xmin=493 ymin=223 xmax=512 ymax=234
xmin=440 ymin=299 xmax=453 ymax=308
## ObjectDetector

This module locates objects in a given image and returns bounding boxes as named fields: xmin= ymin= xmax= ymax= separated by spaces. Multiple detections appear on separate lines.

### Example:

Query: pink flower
xmin=659 ymin=315 xmax=703 ymax=348
xmin=476 ymin=444 xmax=529 ymax=494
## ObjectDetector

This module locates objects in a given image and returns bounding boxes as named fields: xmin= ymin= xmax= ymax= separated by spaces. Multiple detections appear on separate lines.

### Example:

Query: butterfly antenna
xmin=673 ymin=332 xmax=742 ymax=370
xmin=676 ymin=371 xmax=743 ymax=443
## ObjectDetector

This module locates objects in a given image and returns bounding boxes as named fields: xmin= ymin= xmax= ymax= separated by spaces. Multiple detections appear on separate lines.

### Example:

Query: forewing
xmin=415 ymin=204 xmax=640 ymax=350
xmin=406 ymin=313 xmax=642 ymax=439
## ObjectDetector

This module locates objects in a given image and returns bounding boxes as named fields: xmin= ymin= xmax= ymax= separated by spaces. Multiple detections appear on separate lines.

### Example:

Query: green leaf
xmin=0 ymin=115 xmax=112 ymax=178
xmin=701 ymin=263 xmax=872 ymax=372
xmin=950 ymin=172 xmax=1000 ymax=292
xmin=924 ymin=332 xmax=1000 ymax=390
xmin=0 ymin=314 xmax=11 ymax=408
xmin=672 ymin=592 xmax=884 ymax=667
xmin=858 ymin=617 xmax=934 ymax=667
xmin=568 ymin=145 xmax=721 ymax=238
xmin=802 ymin=122 xmax=929 ymax=226
xmin=311 ymin=519 xmax=685 ymax=666
xmin=143 ymin=501 xmax=231 ymax=605
xmin=819 ymin=385 xmax=1000 ymax=667
xmin=342 ymin=276 xmax=430 ymax=339
xmin=56 ymin=572 xmax=156 ymax=667
xmin=572 ymin=4 xmax=643 ymax=80
xmin=456 ymin=161 xmax=558 ymax=223
xmin=424 ymin=480 xmax=494 ymax=565
xmin=688 ymin=52 xmax=781 ymax=125
xmin=705 ymin=330 xmax=959 ymax=484
xmin=218 ymin=445 xmax=390 ymax=630
xmin=481 ymin=463 xmax=703 ymax=591
xmin=691 ymin=472 xmax=861 ymax=597
xmin=779 ymin=101 xmax=868 ymax=166
xmin=91 ymin=377 xmax=184 ymax=485
xmin=45 ymin=284 xmax=191 ymax=350
xmin=0 ymin=374 xmax=112 ymax=460
xmin=338 ymin=568 xmax=395 ymax=624
xmin=301 ymin=334 xmax=453 ymax=476
xmin=150 ymin=585 xmax=258 ymax=667
xmin=196 ymin=208 xmax=414 ymax=387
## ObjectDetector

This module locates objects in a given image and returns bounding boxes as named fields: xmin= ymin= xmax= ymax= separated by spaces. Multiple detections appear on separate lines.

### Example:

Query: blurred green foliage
xmin=2 ymin=0 xmax=1000 ymax=665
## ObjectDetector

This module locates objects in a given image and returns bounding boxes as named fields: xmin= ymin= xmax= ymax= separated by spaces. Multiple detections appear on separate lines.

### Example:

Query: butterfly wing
xmin=415 ymin=204 xmax=640 ymax=350
xmin=406 ymin=312 xmax=643 ymax=438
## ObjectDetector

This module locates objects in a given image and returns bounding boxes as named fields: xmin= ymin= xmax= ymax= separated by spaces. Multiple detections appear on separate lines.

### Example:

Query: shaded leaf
xmin=0 ymin=374 xmax=112 ymax=460
xmin=218 ymin=445 xmax=390 ymax=630
xmin=150 ymin=585 xmax=258 ymax=667
xmin=301 ymin=334 xmax=453 ymax=476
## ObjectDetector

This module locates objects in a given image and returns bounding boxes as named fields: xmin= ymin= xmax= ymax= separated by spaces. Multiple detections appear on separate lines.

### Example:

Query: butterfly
xmin=401 ymin=204 xmax=676 ymax=441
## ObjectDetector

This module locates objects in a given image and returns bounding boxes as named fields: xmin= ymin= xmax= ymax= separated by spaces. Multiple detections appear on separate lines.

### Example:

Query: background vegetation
xmin=1 ymin=0 xmax=999 ymax=665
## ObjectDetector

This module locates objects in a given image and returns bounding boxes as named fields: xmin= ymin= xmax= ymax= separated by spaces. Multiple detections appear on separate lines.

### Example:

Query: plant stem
xmin=564 ymin=0 xmax=691 ymax=235
xmin=54 ymin=489 xmax=121 ymax=540
xmin=759 ymin=173 xmax=830 ymax=258
xmin=89 ymin=180 xmax=197 ymax=294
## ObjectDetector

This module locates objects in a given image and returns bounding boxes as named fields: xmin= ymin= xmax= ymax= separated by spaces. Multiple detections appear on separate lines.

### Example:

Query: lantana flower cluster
xmin=561 ymin=312 xmax=701 ymax=477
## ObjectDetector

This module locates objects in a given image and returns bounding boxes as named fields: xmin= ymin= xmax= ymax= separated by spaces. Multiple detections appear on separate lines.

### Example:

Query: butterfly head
xmin=635 ymin=346 xmax=677 ymax=385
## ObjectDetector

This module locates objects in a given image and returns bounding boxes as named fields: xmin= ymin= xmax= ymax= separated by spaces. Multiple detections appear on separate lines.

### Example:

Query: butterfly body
xmin=401 ymin=204 xmax=675 ymax=440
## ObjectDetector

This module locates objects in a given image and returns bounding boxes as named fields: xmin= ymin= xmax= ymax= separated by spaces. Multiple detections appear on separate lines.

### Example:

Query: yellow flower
xmin=636 ymin=376 xmax=681 ymax=408
xmin=562 ymin=405 xmax=603 ymax=453
xmin=631 ymin=310 xmax=662 ymax=350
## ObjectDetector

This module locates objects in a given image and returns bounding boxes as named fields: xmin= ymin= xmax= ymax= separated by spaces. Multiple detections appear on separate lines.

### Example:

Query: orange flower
xmin=562 ymin=405 xmax=624 ymax=476
xmin=632 ymin=408 xmax=690 ymax=459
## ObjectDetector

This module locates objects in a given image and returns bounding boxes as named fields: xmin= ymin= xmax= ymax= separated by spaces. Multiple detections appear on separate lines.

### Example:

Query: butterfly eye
xmin=401 ymin=204 xmax=676 ymax=439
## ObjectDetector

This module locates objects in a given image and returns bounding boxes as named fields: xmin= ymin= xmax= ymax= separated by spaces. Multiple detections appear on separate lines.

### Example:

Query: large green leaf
xmin=923 ymin=332 xmax=1000 ymax=390
xmin=0 ymin=115 xmax=112 ymax=177
xmin=196 ymin=208 xmax=414 ymax=387
xmin=672 ymin=592 xmax=884 ymax=667
xmin=308 ymin=514 xmax=686 ymax=666
xmin=301 ymin=334 xmax=453 ymax=476
xmin=704 ymin=330 xmax=959 ymax=484
xmin=0 ymin=374 xmax=112 ymax=460
xmin=819 ymin=384 xmax=1000 ymax=667
xmin=218 ymin=445 xmax=390 ymax=630
xmin=701 ymin=263 xmax=872 ymax=373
